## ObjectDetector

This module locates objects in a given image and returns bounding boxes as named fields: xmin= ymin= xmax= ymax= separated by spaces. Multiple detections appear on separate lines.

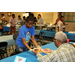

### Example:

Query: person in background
xmin=33 ymin=32 xmax=75 ymax=62
xmin=10 ymin=14 xmax=16 ymax=35
xmin=30 ymin=13 xmax=37 ymax=24
xmin=37 ymin=14 xmax=44 ymax=24
xmin=20 ymin=16 xmax=26 ymax=26
xmin=54 ymin=14 xmax=62 ymax=25
xmin=57 ymin=16 xmax=65 ymax=31
xmin=16 ymin=15 xmax=22 ymax=25
xmin=34 ymin=17 xmax=37 ymax=23
xmin=57 ymin=16 xmax=64 ymax=31
xmin=53 ymin=14 xmax=62 ymax=32
xmin=16 ymin=16 xmax=42 ymax=52
xmin=1 ymin=14 xmax=6 ymax=24
xmin=1 ymin=14 xmax=5 ymax=21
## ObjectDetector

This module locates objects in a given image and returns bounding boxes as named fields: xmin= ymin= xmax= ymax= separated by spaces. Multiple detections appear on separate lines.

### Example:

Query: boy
xmin=16 ymin=16 xmax=42 ymax=52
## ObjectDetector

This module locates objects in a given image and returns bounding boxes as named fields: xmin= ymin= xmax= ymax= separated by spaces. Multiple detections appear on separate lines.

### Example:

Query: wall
xmin=62 ymin=12 xmax=75 ymax=31
xmin=65 ymin=22 xmax=75 ymax=31
xmin=0 ymin=12 xmax=22 ymax=23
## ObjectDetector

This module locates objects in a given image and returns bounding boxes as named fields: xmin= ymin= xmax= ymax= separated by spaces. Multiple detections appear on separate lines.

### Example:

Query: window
xmin=22 ymin=12 xmax=29 ymax=18
xmin=63 ymin=12 xmax=75 ymax=22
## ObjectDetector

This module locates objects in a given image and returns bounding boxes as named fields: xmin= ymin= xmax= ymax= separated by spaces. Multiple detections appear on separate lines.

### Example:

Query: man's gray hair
xmin=55 ymin=31 xmax=67 ymax=43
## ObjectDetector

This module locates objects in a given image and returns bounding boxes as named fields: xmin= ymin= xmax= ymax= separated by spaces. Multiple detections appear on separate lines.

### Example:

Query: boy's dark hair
xmin=23 ymin=16 xmax=25 ymax=19
xmin=30 ymin=13 xmax=34 ymax=17
xmin=26 ymin=16 xmax=33 ymax=22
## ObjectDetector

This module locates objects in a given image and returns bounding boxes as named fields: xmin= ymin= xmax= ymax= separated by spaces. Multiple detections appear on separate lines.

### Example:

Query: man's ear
xmin=57 ymin=40 xmax=60 ymax=45
xmin=57 ymin=40 xmax=62 ymax=46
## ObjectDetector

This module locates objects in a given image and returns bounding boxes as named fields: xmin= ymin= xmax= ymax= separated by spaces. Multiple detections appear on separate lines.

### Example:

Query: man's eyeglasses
xmin=53 ymin=38 xmax=57 ymax=42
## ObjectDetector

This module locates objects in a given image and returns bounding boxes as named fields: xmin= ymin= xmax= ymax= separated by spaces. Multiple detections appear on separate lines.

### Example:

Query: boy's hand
xmin=33 ymin=48 xmax=43 ymax=54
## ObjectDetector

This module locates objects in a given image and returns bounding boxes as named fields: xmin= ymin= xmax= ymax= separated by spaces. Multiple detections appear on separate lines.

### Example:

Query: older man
xmin=33 ymin=31 xmax=75 ymax=62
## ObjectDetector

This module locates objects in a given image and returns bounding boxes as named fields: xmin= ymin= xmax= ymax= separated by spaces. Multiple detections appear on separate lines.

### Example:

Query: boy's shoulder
xmin=31 ymin=26 xmax=35 ymax=30
xmin=20 ymin=25 xmax=25 ymax=30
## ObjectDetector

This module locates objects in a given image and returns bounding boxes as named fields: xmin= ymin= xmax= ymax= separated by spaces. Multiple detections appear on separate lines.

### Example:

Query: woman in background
xmin=57 ymin=16 xmax=65 ymax=31
xmin=54 ymin=14 xmax=62 ymax=25
xmin=61 ymin=16 xmax=65 ymax=25
xmin=16 ymin=15 xmax=22 ymax=25
xmin=20 ymin=16 xmax=26 ymax=26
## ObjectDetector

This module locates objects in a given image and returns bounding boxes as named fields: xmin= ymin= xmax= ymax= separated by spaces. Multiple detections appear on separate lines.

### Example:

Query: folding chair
xmin=0 ymin=42 xmax=8 ymax=59
xmin=10 ymin=31 xmax=22 ymax=56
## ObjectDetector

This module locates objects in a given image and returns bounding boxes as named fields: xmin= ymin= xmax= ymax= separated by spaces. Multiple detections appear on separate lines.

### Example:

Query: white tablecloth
xmin=0 ymin=35 xmax=15 ymax=47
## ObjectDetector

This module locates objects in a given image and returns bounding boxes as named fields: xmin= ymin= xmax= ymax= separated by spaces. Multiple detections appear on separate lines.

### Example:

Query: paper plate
xmin=73 ymin=43 xmax=75 ymax=45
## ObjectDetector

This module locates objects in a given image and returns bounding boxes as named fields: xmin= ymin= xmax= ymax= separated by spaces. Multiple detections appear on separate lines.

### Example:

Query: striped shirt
xmin=36 ymin=43 xmax=75 ymax=62
xmin=10 ymin=18 xmax=16 ymax=27
xmin=10 ymin=18 xmax=16 ymax=24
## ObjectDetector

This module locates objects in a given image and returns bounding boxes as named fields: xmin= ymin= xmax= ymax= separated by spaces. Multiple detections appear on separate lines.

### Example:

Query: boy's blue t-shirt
xmin=16 ymin=25 xmax=36 ymax=47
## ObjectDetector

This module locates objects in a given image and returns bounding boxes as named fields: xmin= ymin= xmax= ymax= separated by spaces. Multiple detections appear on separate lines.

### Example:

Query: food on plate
xmin=33 ymin=48 xmax=43 ymax=52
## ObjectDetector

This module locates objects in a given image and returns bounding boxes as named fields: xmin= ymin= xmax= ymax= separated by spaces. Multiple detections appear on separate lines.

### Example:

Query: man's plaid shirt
xmin=36 ymin=43 xmax=75 ymax=62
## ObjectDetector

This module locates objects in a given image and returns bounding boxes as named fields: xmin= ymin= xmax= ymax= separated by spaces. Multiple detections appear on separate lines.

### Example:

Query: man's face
xmin=26 ymin=21 xmax=33 ymax=28
xmin=38 ymin=16 xmax=40 ymax=19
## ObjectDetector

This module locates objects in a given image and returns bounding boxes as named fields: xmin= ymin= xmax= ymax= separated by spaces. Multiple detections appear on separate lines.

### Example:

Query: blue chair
xmin=0 ymin=32 xmax=2 ymax=36
xmin=0 ymin=42 xmax=8 ymax=59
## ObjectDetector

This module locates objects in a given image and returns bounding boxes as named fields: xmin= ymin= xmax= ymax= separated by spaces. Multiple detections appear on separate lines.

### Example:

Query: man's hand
xmin=43 ymin=48 xmax=52 ymax=53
